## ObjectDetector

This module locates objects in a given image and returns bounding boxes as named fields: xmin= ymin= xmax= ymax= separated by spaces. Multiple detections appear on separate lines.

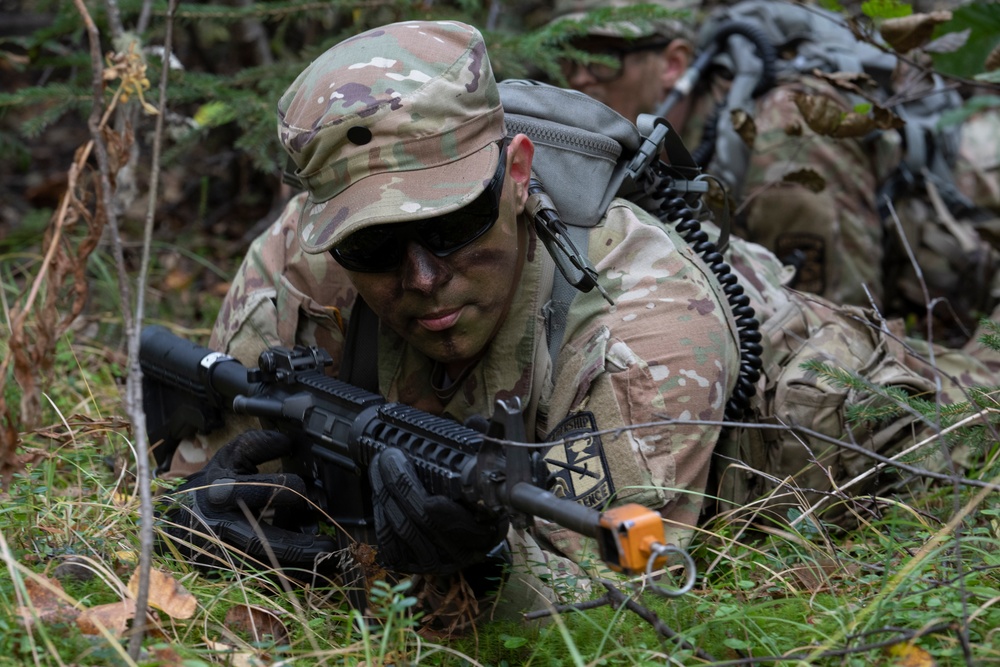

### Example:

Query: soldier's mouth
xmin=416 ymin=307 xmax=464 ymax=332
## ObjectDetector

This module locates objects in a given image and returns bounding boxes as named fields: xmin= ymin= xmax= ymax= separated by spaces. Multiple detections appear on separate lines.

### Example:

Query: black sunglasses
xmin=559 ymin=39 xmax=673 ymax=83
xmin=331 ymin=149 xmax=508 ymax=273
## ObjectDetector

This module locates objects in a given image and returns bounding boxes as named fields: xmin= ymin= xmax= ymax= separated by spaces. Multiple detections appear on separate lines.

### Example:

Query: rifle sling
xmin=340 ymin=294 xmax=381 ymax=392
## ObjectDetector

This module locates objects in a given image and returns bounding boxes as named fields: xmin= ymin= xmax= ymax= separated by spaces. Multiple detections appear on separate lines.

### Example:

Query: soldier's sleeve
xmin=210 ymin=192 xmax=355 ymax=366
xmin=169 ymin=194 xmax=355 ymax=475
xmin=539 ymin=202 xmax=741 ymax=549
xmin=210 ymin=199 xmax=296 ymax=366
xmin=739 ymin=80 xmax=884 ymax=307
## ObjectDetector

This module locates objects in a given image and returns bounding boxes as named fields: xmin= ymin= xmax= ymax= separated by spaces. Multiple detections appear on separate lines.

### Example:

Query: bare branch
xmin=125 ymin=0 xmax=178 ymax=658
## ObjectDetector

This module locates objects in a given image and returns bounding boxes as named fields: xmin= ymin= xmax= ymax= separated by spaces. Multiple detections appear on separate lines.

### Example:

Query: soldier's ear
xmin=507 ymin=133 xmax=534 ymax=209
xmin=660 ymin=39 xmax=693 ymax=90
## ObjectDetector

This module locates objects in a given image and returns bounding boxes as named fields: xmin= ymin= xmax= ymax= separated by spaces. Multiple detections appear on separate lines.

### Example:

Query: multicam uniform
xmin=170 ymin=18 xmax=746 ymax=613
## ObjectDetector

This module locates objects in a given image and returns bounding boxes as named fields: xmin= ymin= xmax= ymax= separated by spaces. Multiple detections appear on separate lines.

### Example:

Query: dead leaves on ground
xmin=16 ymin=565 xmax=290 ymax=662
xmin=200 ymin=606 xmax=291 ymax=667
xmin=76 ymin=600 xmax=137 ymax=636
xmin=17 ymin=566 xmax=198 ymax=638
xmin=986 ymin=45 xmax=1000 ymax=73
xmin=885 ymin=642 xmax=937 ymax=666
xmin=17 ymin=575 xmax=79 ymax=629
xmin=224 ymin=604 xmax=290 ymax=644
xmin=128 ymin=567 xmax=197 ymax=620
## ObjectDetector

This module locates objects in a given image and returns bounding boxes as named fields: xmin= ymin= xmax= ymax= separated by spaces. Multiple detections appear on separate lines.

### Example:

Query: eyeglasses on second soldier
xmin=559 ymin=39 xmax=673 ymax=83
xmin=331 ymin=147 xmax=508 ymax=273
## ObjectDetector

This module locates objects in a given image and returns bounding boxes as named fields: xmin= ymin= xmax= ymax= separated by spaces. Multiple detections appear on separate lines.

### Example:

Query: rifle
xmin=140 ymin=325 xmax=691 ymax=605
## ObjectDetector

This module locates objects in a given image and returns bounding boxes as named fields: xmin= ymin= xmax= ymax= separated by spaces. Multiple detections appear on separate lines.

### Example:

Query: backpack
xmin=692 ymin=0 xmax=999 ymax=344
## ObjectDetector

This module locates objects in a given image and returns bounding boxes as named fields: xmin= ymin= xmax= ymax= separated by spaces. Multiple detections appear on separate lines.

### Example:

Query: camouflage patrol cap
xmin=278 ymin=21 xmax=506 ymax=255
xmin=549 ymin=0 xmax=695 ymax=42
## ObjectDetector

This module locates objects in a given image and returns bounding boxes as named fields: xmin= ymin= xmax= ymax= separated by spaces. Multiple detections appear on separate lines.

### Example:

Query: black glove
xmin=369 ymin=447 xmax=509 ymax=575
xmin=158 ymin=430 xmax=337 ymax=573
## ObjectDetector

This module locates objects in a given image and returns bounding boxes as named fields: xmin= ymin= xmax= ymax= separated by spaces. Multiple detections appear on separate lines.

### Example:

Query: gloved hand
xmin=369 ymin=447 xmax=509 ymax=575
xmin=158 ymin=430 xmax=337 ymax=573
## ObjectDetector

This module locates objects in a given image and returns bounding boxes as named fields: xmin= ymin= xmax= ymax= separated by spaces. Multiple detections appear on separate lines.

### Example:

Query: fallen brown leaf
xmin=730 ymin=109 xmax=757 ymax=148
xmin=17 ymin=575 xmax=79 ymax=628
xmin=923 ymin=28 xmax=970 ymax=54
xmin=793 ymin=93 xmax=902 ymax=139
xmin=782 ymin=168 xmax=827 ymax=193
xmin=128 ymin=568 xmax=197 ymax=620
xmin=885 ymin=642 xmax=937 ymax=666
xmin=150 ymin=645 xmax=187 ymax=666
xmin=224 ymin=604 xmax=290 ymax=644
xmin=880 ymin=11 xmax=953 ymax=53
xmin=783 ymin=120 xmax=803 ymax=136
xmin=811 ymin=69 xmax=878 ymax=97
xmin=793 ymin=93 xmax=848 ymax=136
xmin=76 ymin=600 xmax=136 ymax=637
xmin=784 ymin=556 xmax=860 ymax=592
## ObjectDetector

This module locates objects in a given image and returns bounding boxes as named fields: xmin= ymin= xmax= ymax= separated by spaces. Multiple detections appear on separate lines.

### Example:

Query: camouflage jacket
xmin=205 ymin=190 xmax=782 ymax=548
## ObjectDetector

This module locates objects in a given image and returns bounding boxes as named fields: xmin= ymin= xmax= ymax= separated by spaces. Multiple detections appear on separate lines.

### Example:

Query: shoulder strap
xmin=339 ymin=293 xmax=380 ymax=392
xmin=545 ymin=225 xmax=590 ymax=364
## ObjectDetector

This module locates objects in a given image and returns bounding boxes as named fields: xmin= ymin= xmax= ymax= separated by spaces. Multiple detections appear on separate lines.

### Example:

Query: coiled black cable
xmin=690 ymin=103 xmax=722 ymax=168
xmin=686 ymin=20 xmax=779 ymax=169
xmin=637 ymin=163 xmax=763 ymax=421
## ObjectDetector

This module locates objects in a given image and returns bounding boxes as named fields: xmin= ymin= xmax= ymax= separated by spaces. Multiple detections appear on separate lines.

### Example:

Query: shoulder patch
xmin=543 ymin=411 xmax=615 ymax=509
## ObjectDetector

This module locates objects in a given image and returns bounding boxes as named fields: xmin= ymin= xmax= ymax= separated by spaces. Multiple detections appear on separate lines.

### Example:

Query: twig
xmin=523 ymin=579 xmax=717 ymax=662
xmin=137 ymin=0 xmax=155 ymax=35
xmin=124 ymin=0 xmax=177 ymax=658
xmin=529 ymin=415 xmax=1000 ymax=491
xmin=788 ymin=407 xmax=1000 ymax=528
xmin=70 ymin=0 xmax=149 ymax=657
xmin=882 ymin=194 xmax=975 ymax=665
xmin=104 ymin=0 xmax=125 ymax=39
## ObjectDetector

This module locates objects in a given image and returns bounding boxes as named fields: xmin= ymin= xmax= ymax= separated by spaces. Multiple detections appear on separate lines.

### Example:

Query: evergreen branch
xmin=0 ymin=84 xmax=90 ymax=108
xmin=20 ymin=99 xmax=93 ymax=139
xmin=976 ymin=318 xmax=1000 ymax=351
xmin=802 ymin=358 xmax=1000 ymax=463
xmin=119 ymin=0 xmax=397 ymax=22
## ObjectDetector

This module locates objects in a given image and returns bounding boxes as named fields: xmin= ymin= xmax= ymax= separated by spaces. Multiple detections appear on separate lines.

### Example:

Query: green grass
xmin=2 ymin=331 xmax=1000 ymax=666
